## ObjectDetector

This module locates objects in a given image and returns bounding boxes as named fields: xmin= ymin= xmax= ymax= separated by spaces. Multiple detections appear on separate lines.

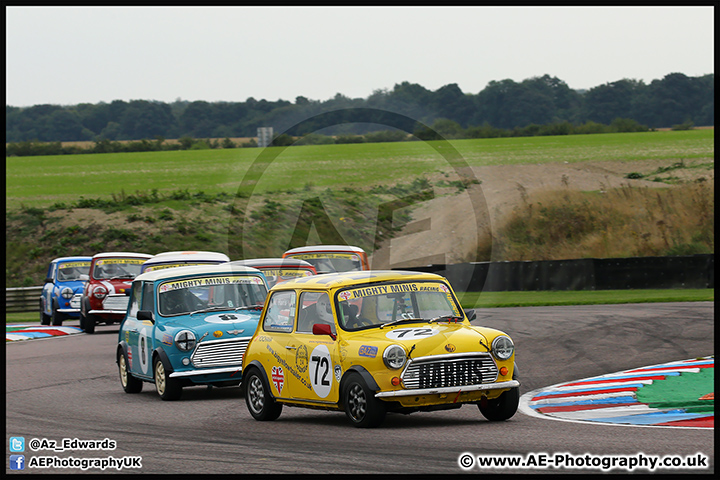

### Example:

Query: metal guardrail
xmin=6 ymin=286 xmax=42 ymax=313
xmin=5 ymin=254 xmax=714 ymax=313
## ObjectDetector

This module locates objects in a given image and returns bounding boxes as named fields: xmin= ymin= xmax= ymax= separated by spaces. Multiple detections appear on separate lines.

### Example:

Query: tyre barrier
xmin=403 ymin=254 xmax=714 ymax=292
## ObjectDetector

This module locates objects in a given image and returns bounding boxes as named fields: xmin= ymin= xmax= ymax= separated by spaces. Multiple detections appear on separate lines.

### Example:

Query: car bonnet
xmin=162 ymin=309 xmax=262 ymax=339
xmin=348 ymin=321 xmax=495 ymax=357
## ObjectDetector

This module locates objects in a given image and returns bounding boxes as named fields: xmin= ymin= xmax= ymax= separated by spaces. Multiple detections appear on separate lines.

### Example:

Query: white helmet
xmin=316 ymin=293 xmax=333 ymax=323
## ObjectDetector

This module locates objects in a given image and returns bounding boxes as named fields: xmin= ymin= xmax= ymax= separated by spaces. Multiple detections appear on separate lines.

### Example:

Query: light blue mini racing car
xmin=116 ymin=264 xmax=269 ymax=401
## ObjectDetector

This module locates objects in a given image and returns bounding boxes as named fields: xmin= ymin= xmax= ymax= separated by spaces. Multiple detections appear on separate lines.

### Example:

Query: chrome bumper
xmin=374 ymin=379 xmax=520 ymax=398
xmin=169 ymin=366 xmax=243 ymax=378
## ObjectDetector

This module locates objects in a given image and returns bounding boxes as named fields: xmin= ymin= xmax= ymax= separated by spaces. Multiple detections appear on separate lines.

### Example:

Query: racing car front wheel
xmin=40 ymin=299 xmax=51 ymax=325
xmin=80 ymin=297 xmax=96 ymax=333
xmin=51 ymin=298 xmax=66 ymax=326
xmin=478 ymin=386 xmax=519 ymax=421
xmin=342 ymin=373 xmax=386 ymax=428
xmin=153 ymin=357 xmax=182 ymax=401
xmin=245 ymin=369 xmax=283 ymax=421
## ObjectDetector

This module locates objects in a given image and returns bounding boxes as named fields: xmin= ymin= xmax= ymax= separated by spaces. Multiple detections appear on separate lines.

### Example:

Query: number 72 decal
xmin=385 ymin=327 xmax=441 ymax=340
xmin=309 ymin=344 xmax=332 ymax=398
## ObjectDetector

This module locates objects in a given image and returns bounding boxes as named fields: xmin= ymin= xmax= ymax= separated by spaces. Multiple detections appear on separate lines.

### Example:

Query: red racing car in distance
xmin=80 ymin=251 xmax=152 ymax=333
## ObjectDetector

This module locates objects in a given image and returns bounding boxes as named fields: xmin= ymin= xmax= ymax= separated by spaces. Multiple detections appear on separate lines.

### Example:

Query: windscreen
xmin=336 ymin=281 xmax=463 ymax=330
xmin=158 ymin=275 xmax=268 ymax=316
xmin=92 ymin=258 xmax=146 ymax=280
xmin=56 ymin=261 xmax=91 ymax=281
xmin=287 ymin=252 xmax=362 ymax=273
xmin=259 ymin=267 xmax=315 ymax=288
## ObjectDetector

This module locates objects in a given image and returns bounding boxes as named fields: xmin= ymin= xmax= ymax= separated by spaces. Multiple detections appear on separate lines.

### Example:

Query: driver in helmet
xmin=315 ymin=293 xmax=334 ymax=326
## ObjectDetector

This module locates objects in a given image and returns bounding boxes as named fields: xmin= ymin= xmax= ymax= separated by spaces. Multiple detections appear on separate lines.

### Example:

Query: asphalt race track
xmin=6 ymin=302 xmax=714 ymax=474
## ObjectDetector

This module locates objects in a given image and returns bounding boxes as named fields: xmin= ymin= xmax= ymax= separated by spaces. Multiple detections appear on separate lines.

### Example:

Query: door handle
xmin=285 ymin=345 xmax=297 ymax=350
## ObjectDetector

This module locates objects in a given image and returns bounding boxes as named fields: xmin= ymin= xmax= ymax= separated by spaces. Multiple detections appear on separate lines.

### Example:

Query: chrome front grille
xmin=191 ymin=337 xmax=250 ymax=368
xmin=401 ymin=353 xmax=498 ymax=390
xmin=102 ymin=294 xmax=129 ymax=311
xmin=70 ymin=294 xmax=82 ymax=309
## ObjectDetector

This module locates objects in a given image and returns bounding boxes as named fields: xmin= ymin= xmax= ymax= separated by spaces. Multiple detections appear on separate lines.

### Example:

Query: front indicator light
xmin=391 ymin=377 xmax=401 ymax=386
xmin=500 ymin=366 xmax=508 ymax=376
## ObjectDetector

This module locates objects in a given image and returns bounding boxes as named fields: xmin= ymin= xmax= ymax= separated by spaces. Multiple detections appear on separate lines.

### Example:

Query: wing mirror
xmin=312 ymin=323 xmax=336 ymax=341
xmin=464 ymin=309 xmax=477 ymax=321
xmin=137 ymin=310 xmax=155 ymax=324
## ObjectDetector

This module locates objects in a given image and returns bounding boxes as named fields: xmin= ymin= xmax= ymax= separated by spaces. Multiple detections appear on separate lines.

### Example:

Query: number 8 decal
xmin=309 ymin=344 xmax=332 ymax=398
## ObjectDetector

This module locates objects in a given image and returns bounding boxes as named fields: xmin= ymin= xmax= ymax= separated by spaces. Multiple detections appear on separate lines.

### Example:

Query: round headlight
xmin=174 ymin=330 xmax=197 ymax=352
xmin=60 ymin=287 xmax=74 ymax=299
xmin=491 ymin=335 xmax=514 ymax=360
xmin=383 ymin=344 xmax=407 ymax=370
xmin=92 ymin=285 xmax=108 ymax=299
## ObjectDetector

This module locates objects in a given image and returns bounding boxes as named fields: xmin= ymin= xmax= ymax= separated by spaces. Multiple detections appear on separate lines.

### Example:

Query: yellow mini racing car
xmin=241 ymin=270 xmax=519 ymax=427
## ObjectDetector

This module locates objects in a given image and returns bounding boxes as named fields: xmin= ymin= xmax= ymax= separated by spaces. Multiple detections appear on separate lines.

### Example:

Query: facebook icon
xmin=10 ymin=455 xmax=25 ymax=470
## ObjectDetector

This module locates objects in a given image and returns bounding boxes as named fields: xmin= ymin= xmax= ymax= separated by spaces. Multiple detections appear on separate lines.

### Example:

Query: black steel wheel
xmin=342 ymin=373 xmax=386 ymax=428
xmin=244 ymin=368 xmax=283 ymax=421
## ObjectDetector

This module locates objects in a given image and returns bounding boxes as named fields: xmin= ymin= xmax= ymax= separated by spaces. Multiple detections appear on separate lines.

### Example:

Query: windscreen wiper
xmin=190 ymin=306 xmax=232 ymax=316
xmin=380 ymin=317 xmax=426 ymax=329
xmin=428 ymin=314 xmax=464 ymax=323
xmin=234 ymin=305 xmax=263 ymax=312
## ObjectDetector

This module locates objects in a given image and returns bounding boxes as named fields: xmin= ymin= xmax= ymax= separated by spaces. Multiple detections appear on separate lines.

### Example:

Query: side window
xmin=128 ymin=282 xmax=142 ymax=318
xmin=297 ymin=291 xmax=336 ymax=334
xmin=141 ymin=282 xmax=154 ymax=312
xmin=262 ymin=291 xmax=296 ymax=333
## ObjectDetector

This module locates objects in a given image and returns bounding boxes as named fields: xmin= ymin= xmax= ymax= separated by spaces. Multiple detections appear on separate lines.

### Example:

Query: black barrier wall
xmin=403 ymin=254 xmax=714 ymax=292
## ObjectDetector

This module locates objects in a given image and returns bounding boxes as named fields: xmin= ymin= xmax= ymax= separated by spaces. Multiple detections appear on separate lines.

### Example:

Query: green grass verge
xmin=458 ymin=288 xmax=714 ymax=309
xmin=6 ymin=129 xmax=714 ymax=209
xmin=6 ymin=289 xmax=713 ymax=325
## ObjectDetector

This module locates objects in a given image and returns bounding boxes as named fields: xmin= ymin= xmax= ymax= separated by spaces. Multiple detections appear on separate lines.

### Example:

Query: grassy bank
xmin=485 ymin=178 xmax=714 ymax=260
xmin=5 ymin=129 xmax=714 ymax=288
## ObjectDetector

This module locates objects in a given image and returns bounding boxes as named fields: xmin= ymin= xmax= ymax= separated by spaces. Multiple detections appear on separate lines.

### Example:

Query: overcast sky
xmin=5 ymin=6 xmax=715 ymax=107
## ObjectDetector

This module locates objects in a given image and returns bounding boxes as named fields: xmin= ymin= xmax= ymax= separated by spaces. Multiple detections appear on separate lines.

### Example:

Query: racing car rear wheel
xmin=245 ymin=369 xmax=283 ymax=421
xmin=117 ymin=348 xmax=143 ymax=394
xmin=342 ymin=373 xmax=386 ymax=428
